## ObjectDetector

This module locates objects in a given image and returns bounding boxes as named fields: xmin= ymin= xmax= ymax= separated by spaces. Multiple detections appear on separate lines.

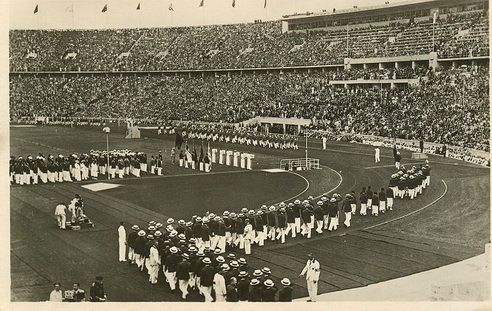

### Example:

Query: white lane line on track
xmin=271 ymin=164 xmax=343 ymax=205
xmin=273 ymin=171 xmax=311 ymax=204
xmin=363 ymin=179 xmax=448 ymax=230
xmin=320 ymin=165 xmax=344 ymax=196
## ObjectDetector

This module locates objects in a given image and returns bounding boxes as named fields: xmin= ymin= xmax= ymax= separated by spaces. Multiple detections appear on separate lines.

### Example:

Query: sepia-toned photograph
xmin=7 ymin=0 xmax=491 ymax=305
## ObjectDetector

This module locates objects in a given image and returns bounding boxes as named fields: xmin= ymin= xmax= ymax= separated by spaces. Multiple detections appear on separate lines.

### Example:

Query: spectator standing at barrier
xmin=64 ymin=283 xmax=86 ymax=302
xmin=299 ymin=253 xmax=320 ymax=302
xmin=89 ymin=276 xmax=107 ymax=302
xmin=49 ymin=282 xmax=63 ymax=302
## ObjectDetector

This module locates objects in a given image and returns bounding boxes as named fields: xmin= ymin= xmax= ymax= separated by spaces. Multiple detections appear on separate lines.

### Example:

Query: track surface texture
xmin=10 ymin=126 xmax=490 ymax=301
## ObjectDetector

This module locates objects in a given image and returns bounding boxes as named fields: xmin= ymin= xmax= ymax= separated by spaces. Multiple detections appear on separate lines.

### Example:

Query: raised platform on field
xmin=412 ymin=152 xmax=428 ymax=159
xmin=280 ymin=157 xmax=320 ymax=171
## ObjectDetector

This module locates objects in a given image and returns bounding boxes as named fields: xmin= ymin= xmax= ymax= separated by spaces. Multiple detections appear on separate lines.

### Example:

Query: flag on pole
xmin=185 ymin=141 xmax=192 ymax=163
xmin=136 ymin=2 xmax=140 ymax=10
xmin=264 ymin=0 xmax=267 ymax=8
xmin=175 ymin=130 xmax=184 ymax=149
xmin=232 ymin=0 xmax=235 ymax=7
xmin=192 ymin=142 xmax=198 ymax=163
xmin=199 ymin=0 xmax=204 ymax=7
xmin=102 ymin=4 xmax=108 ymax=12
xmin=199 ymin=141 xmax=204 ymax=163
xmin=205 ymin=141 xmax=211 ymax=167
xmin=33 ymin=4 xmax=38 ymax=14
xmin=169 ymin=3 xmax=174 ymax=11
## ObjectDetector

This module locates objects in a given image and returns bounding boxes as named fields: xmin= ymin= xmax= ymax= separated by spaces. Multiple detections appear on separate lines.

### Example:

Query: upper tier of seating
xmin=9 ymin=10 xmax=488 ymax=72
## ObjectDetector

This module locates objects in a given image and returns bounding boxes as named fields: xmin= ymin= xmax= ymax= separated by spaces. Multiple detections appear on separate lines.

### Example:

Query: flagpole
xmin=346 ymin=23 xmax=349 ymax=57
xmin=71 ymin=3 xmax=75 ymax=29
xmin=432 ymin=12 xmax=436 ymax=52
xmin=432 ymin=20 xmax=435 ymax=52
xmin=137 ymin=2 xmax=141 ymax=29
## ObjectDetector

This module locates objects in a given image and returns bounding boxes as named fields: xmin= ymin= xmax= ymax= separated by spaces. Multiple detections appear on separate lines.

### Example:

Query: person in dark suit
xmin=89 ymin=276 xmax=106 ymax=302
xmin=261 ymin=279 xmax=278 ymax=302
xmin=226 ymin=277 xmax=239 ymax=302
xmin=237 ymin=271 xmax=250 ymax=301
xmin=248 ymin=279 xmax=262 ymax=302
xmin=176 ymin=253 xmax=192 ymax=300
xmin=164 ymin=246 xmax=180 ymax=292
xmin=419 ymin=139 xmax=424 ymax=153
xmin=199 ymin=258 xmax=215 ymax=302
xmin=278 ymin=278 xmax=293 ymax=302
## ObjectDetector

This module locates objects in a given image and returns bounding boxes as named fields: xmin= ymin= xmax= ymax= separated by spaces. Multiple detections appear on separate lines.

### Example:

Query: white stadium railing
xmin=280 ymin=158 xmax=320 ymax=171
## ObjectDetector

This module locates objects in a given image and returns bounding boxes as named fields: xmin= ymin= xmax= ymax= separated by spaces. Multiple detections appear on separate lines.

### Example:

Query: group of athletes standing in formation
xmin=160 ymin=126 xmax=300 ymax=150
xmin=10 ymin=150 xmax=153 ymax=185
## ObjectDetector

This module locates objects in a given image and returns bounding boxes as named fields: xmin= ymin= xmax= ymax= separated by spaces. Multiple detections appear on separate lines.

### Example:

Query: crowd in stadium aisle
xmin=9 ymin=65 xmax=489 ymax=152
xmin=10 ymin=150 xmax=151 ymax=185
xmin=9 ymin=10 xmax=488 ymax=72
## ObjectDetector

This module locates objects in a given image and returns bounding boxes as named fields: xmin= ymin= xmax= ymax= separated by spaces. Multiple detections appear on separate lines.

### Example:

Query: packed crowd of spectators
xmin=10 ymin=64 xmax=489 ymax=151
xmin=330 ymin=66 xmax=428 ymax=80
xmin=9 ymin=10 xmax=488 ymax=72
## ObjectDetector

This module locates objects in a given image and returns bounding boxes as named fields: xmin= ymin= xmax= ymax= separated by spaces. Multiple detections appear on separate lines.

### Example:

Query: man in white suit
xmin=213 ymin=266 xmax=227 ymax=302
xmin=55 ymin=202 xmax=67 ymax=230
xmin=118 ymin=222 xmax=127 ymax=262
xmin=299 ymin=253 xmax=320 ymax=302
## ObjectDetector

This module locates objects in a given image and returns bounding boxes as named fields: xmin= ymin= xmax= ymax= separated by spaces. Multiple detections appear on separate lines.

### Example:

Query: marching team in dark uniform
xmin=116 ymin=158 xmax=431 ymax=302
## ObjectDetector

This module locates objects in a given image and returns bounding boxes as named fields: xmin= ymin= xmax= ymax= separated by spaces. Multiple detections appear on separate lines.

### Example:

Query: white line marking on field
xmin=262 ymin=168 xmax=288 ymax=173
xmin=277 ymin=171 xmax=310 ymax=204
xmin=364 ymin=179 xmax=448 ymax=230
xmin=322 ymin=166 xmax=344 ymax=195
xmin=364 ymin=162 xmax=423 ymax=170
xmin=82 ymin=182 xmax=122 ymax=192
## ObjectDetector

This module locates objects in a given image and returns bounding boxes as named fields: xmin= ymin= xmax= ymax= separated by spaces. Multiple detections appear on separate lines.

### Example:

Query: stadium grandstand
xmin=10 ymin=0 xmax=490 ymax=152
xmin=8 ymin=0 xmax=490 ymax=304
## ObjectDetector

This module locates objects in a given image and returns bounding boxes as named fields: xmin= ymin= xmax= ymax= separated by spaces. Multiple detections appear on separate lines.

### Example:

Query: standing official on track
xmin=299 ymin=253 xmax=320 ymax=302
xmin=118 ymin=222 xmax=127 ymax=262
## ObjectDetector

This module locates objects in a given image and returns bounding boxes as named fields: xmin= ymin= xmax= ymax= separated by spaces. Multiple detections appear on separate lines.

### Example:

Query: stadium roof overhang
xmin=281 ymin=0 xmax=481 ymax=24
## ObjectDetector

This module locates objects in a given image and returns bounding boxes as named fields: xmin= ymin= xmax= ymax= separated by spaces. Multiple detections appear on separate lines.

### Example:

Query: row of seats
xmin=9 ymin=11 xmax=488 ymax=72
xmin=10 ymin=65 xmax=489 ymax=151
